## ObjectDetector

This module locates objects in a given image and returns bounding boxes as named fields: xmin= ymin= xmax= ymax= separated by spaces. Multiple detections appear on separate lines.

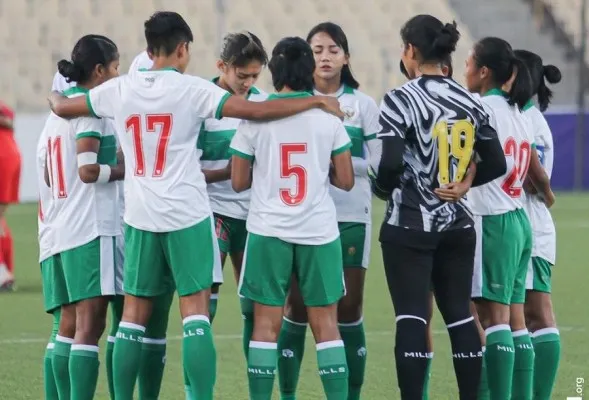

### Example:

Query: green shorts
xmin=124 ymin=217 xmax=223 ymax=297
xmin=525 ymin=257 xmax=553 ymax=293
xmin=239 ymin=232 xmax=345 ymax=307
xmin=214 ymin=213 xmax=247 ymax=255
xmin=471 ymin=209 xmax=532 ymax=305
xmin=61 ymin=236 xmax=123 ymax=303
xmin=40 ymin=255 xmax=70 ymax=313
xmin=338 ymin=222 xmax=371 ymax=268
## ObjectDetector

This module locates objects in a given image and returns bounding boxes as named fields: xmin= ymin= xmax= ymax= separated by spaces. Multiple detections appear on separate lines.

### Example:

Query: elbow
xmin=78 ymin=167 xmax=98 ymax=184
xmin=231 ymin=179 xmax=248 ymax=193
xmin=340 ymin=175 xmax=355 ymax=192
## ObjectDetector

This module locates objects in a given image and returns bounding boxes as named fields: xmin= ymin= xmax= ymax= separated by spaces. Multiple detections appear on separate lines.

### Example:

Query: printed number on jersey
xmin=47 ymin=136 xmax=67 ymax=198
xmin=280 ymin=143 xmax=307 ymax=206
xmin=126 ymin=114 xmax=173 ymax=177
xmin=433 ymin=120 xmax=475 ymax=184
xmin=501 ymin=137 xmax=531 ymax=198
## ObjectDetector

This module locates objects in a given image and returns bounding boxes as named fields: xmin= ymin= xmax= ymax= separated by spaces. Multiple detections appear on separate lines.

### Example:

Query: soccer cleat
xmin=0 ymin=264 xmax=14 ymax=292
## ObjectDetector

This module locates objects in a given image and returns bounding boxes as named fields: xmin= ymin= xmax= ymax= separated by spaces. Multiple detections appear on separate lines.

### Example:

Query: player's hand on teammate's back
xmin=434 ymin=181 xmax=470 ymax=203
xmin=47 ymin=91 xmax=66 ymax=115
xmin=315 ymin=96 xmax=345 ymax=119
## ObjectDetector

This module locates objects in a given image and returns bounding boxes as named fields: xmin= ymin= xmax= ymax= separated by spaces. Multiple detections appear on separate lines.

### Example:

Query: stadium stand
xmin=0 ymin=0 xmax=584 ymax=110
xmin=0 ymin=0 xmax=477 ymax=111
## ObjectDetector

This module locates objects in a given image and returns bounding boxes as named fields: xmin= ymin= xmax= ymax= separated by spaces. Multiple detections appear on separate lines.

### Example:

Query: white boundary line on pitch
xmin=0 ymin=326 xmax=582 ymax=345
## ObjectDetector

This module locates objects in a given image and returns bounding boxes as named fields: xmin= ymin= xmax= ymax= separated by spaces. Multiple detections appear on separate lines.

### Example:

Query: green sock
xmin=106 ymin=337 xmax=116 ymax=399
xmin=183 ymin=315 xmax=216 ymax=400
xmin=248 ymin=341 xmax=277 ymax=400
xmin=69 ymin=345 xmax=100 ymax=400
xmin=240 ymin=297 xmax=254 ymax=360
xmin=44 ymin=310 xmax=60 ymax=400
xmin=278 ymin=318 xmax=307 ymax=399
xmin=317 ymin=340 xmax=349 ymax=400
xmin=422 ymin=352 xmax=433 ymax=400
xmin=532 ymin=328 xmax=560 ymax=400
xmin=138 ymin=339 xmax=167 ymax=400
xmin=107 ymin=296 xmax=123 ymax=400
xmin=52 ymin=335 xmax=73 ymax=400
xmin=184 ymin=367 xmax=195 ymax=400
xmin=512 ymin=330 xmax=534 ymax=400
xmin=339 ymin=321 xmax=367 ymax=400
xmin=209 ymin=293 xmax=219 ymax=323
xmin=485 ymin=325 xmax=514 ymax=400
xmin=140 ymin=291 xmax=172 ymax=400
xmin=478 ymin=347 xmax=490 ymax=400
xmin=113 ymin=322 xmax=146 ymax=400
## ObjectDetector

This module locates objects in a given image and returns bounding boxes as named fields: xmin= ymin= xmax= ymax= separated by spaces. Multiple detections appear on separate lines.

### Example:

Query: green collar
xmin=522 ymin=100 xmax=534 ymax=111
xmin=314 ymin=84 xmax=354 ymax=98
xmin=212 ymin=76 xmax=261 ymax=97
xmin=483 ymin=88 xmax=508 ymax=98
xmin=138 ymin=67 xmax=180 ymax=72
xmin=268 ymin=91 xmax=313 ymax=100
xmin=62 ymin=86 xmax=89 ymax=96
xmin=342 ymin=84 xmax=354 ymax=95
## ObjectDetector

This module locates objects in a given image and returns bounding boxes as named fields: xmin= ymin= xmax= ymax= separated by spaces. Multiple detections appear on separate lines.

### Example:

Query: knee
xmin=252 ymin=315 xmax=282 ymax=343
xmin=525 ymin=307 xmax=556 ymax=332
xmin=59 ymin=306 xmax=77 ymax=338
xmin=337 ymin=295 xmax=363 ymax=323
xmin=396 ymin=316 xmax=428 ymax=347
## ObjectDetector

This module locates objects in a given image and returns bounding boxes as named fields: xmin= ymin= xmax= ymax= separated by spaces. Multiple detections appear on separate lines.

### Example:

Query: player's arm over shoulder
xmin=330 ymin=118 xmax=354 ymax=191
xmin=74 ymin=117 xmax=124 ymax=184
xmin=228 ymin=120 xmax=256 ymax=192
xmin=49 ymin=77 xmax=121 ymax=119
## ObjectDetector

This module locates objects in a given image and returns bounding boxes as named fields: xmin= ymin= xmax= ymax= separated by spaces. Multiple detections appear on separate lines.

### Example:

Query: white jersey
xmin=46 ymin=87 xmax=120 ymax=253
xmin=37 ymin=122 xmax=54 ymax=263
xmin=468 ymin=90 xmax=535 ymax=215
xmin=523 ymin=105 xmax=556 ymax=263
xmin=230 ymin=92 xmax=352 ymax=245
xmin=52 ymin=72 xmax=75 ymax=92
xmin=315 ymin=85 xmax=381 ymax=224
xmin=199 ymin=81 xmax=267 ymax=219
xmin=87 ymin=69 xmax=230 ymax=232
xmin=129 ymin=51 xmax=152 ymax=72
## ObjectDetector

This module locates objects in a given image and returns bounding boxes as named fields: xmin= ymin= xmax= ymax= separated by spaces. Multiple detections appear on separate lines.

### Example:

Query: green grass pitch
xmin=0 ymin=195 xmax=588 ymax=399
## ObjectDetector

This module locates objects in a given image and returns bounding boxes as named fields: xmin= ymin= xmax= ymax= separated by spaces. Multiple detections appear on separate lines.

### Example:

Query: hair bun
xmin=57 ymin=59 xmax=82 ymax=83
xmin=432 ymin=21 xmax=460 ymax=56
xmin=543 ymin=64 xmax=562 ymax=84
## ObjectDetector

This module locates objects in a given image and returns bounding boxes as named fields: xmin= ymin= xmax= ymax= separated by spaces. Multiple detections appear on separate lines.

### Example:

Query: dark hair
xmin=57 ymin=35 xmax=118 ymax=84
xmin=306 ymin=22 xmax=360 ymax=89
xmin=514 ymin=49 xmax=561 ymax=111
xmin=269 ymin=37 xmax=315 ymax=92
xmin=220 ymin=31 xmax=268 ymax=67
xmin=400 ymin=15 xmax=460 ymax=64
xmin=400 ymin=53 xmax=453 ymax=79
xmin=144 ymin=11 xmax=193 ymax=57
xmin=473 ymin=37 xmax=532 ymax=109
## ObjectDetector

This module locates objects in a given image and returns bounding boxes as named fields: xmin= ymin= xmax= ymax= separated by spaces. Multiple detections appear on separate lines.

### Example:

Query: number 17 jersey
xmin=468 ymin=90 xmax=535 ymax=216
xmin=86 ymin=69 xmax=231 ymax=232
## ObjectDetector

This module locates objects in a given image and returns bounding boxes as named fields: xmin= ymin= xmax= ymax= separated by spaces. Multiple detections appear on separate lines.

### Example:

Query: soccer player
xmin=277 ymin=22 xmax=379 ymax=400
xmin=47 ymin=35 xmax=124 ymax=399
xmin=372 ymin=15 xmax=507 ymax=400
xmin=230 ymin=36 xmax=354 ymax=400
xmin=464 ymin=37 xmax=554 ymax=400
xmin=0 ymin=99 xmax=20 ymax=290
xmin=47 ymin=12 xmax=344 ymax=400
xmin=516 ymin=49 xmax=561 ymax=400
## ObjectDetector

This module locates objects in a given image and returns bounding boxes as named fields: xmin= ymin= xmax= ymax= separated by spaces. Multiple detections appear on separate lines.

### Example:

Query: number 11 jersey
xmin=86 ymin=69 xmax=230 ymax=232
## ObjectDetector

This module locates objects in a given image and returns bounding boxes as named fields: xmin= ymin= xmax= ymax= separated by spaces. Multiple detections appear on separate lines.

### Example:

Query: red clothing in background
xmin=0 ymin=102 xmax=21 ymax=204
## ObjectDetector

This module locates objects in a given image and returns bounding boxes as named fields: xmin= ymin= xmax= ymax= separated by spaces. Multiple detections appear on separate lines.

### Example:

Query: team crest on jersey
xmin=348 ymin=246 xmax=356 ymax=256
xmin=341 ymin=105 xmax=355 ymax=120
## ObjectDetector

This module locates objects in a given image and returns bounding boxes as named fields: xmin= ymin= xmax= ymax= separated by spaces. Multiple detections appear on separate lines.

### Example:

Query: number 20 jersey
xmin=468 ymin=92 xmax=535 ymax=216
xmin=377 ymin=76 xmax=494 ymax=232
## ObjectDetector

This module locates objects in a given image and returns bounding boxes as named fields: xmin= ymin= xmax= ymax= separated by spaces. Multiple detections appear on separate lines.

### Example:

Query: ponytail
xmin=537 ymin=64 xmax=562 ymax=111
xmin=507 ymin=57 xmax=533 ymax=110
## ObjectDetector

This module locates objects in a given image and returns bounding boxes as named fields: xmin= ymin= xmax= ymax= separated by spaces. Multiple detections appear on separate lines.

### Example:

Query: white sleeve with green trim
xmin=87 ymin=78 xmax=121 ymax=119
xmin=188 ymin=76 xmax=231 ymax=120
xmin=229 ymin=120 xmax=255 ymax=160
xmin=332 ymin=121 xmax=352 ymax=156
xmin=360 ymin=93 xmax=381 ymax=141
xmin=71 ymin=116 xmax=104 ymax=142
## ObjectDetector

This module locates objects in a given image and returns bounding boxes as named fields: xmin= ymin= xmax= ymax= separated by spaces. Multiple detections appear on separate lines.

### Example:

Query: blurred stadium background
xmin=0 ymin=1 xmax=588 ymax=399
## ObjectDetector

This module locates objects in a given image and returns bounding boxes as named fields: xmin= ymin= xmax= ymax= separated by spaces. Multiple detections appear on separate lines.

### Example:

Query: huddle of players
xmin=35 ymin=10 xmax=560 ymax=400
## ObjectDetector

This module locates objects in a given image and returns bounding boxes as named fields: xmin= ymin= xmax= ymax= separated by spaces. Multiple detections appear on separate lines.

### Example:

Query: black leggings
xmin=381 ymin=225 xmax=482 ymax=400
